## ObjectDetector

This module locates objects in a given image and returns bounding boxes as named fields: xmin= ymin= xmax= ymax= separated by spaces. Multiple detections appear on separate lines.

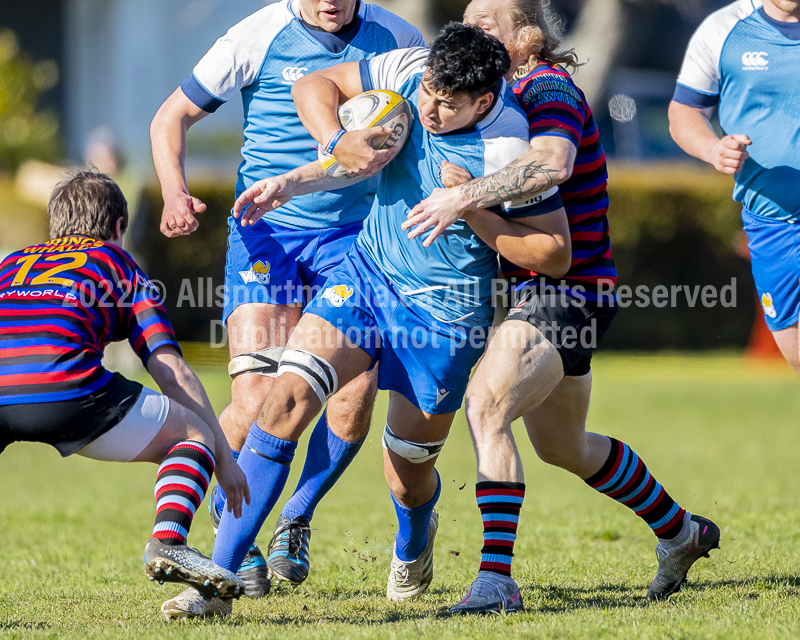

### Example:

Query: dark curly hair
xmin=426 ymin=22 xmax=511 ymax=99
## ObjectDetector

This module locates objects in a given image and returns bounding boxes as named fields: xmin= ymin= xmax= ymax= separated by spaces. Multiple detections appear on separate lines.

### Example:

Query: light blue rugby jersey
xmin=673 ymin=0 xmax=800 ymax=221
xmin=181 ymin=0 xmax=424 ymax=230
xmin=356 ymin=48 xmax=557 ymax=327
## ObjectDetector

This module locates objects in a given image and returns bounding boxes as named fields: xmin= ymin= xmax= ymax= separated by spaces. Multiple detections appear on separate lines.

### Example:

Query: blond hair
xmin=506 ymin=0 xmax=582 ymax=79
xmin=48 ymin=171 xmax=128 ymax=241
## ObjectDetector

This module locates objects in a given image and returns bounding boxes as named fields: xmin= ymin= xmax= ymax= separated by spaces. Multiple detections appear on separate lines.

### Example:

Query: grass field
xmin=1 ymin=354 xmax=800 ymax=639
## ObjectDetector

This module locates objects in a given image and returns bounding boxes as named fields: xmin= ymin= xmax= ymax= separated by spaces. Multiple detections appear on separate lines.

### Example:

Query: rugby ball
xmin=318 ymin=90 xmax=412 ymax=180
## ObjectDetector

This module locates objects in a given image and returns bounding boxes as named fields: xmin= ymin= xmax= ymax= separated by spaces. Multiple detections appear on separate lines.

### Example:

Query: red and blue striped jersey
xmin=505 ymin=62 xmax=616 ymax=300
xmin=0 ymin=236 xmax=180 ymax=405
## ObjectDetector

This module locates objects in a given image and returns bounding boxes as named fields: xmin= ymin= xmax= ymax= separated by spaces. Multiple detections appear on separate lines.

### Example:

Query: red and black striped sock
xmin=152 ymin=440 xmax=215 ymax=545
xmin=477 ymin=481 xmax=525 ymax=577
xmin=585 ymin=438 xmax=685 ymax=539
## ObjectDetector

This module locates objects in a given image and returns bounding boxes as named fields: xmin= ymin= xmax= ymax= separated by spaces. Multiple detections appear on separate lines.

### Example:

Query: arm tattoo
xmin=459 ymin=158 xmax=561 ymax=209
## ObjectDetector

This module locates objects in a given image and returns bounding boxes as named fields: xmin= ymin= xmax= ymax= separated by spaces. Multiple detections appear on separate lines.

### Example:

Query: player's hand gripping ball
xmin=318 ymin=90 xmax=412 ymax=179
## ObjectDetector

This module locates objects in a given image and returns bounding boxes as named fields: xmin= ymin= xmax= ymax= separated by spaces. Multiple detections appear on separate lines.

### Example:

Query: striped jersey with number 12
xmin=0 ymin=237 xmax=180 ymax=405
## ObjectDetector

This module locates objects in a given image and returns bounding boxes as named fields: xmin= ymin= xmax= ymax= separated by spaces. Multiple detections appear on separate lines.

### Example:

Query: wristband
xmin=324 ymin=129 xmax=347 ymax=155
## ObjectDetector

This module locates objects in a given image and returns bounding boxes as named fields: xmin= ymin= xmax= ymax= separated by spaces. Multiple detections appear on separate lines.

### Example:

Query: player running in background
xmin=150 ymin=0 xmax=423 ymax=605
xmin=0 ymin=172 xmax=249 ymax=616
xmin=175 ymin=24 xmax=569 ymax=618
xmin=403 ymin=0 xmax=721 ymax=613
xmin=669 ymin=0 xmax=800 ymax=373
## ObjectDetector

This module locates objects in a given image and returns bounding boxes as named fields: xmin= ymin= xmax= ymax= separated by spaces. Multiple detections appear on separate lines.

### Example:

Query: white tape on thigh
xmin=277 ymin=349 xmax=338 ymax=405
xmin=382 ymin=425 xmax=447 ymax=464
xmin=228 ymin=347 xmax=284 ymax=378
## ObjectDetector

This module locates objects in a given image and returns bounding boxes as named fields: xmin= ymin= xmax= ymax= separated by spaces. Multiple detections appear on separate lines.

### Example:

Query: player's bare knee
xmin=256 ymin=377 xmax=319 ymax=439
xmin=384 ymin=471 xmax=431 ymax=508
xmin=327 ymin=375 xmax=377 ymax=440
xmin=231 ymin=373 xmax=275 ymax=423
xmin=140 ymin=401 xmax=215 ymax=463
xmin=532 ymin=442 xmax=581 ymax=473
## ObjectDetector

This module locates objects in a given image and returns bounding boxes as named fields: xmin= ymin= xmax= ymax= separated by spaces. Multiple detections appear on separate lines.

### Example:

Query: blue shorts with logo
xmin=223 ymin=216 xmax=362 ymax=323
xmin=304 ymin=244 xmax=489 ymax=415
xmin=742 ymin=208 xmax=800 ymax=331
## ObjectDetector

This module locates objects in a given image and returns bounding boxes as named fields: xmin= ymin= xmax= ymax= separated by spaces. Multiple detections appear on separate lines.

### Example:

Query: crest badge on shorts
xmin=321 ymin=284 xmax=354 ymax=307
xmin=761 ymin=292 xmax=777 ymax=318
xmin=240 ymin=260 xmax=271 ymax=285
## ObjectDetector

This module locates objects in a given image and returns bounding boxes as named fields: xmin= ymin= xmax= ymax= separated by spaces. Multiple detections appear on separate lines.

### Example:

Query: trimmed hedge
xmin=602 ymin=163 xmax=754 ymax=350
xmin=134 ymin=163 xmax=755 ymax=350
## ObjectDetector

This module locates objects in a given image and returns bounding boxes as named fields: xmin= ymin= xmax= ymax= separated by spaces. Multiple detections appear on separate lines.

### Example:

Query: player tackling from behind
xmin=150 ymin=0 xmax=423 ymax=605
xmin=0 ymin=172 xmax=249 ymax=614
xmin=170 ymin=23 xmax=570 ymax=618
xmin=669 ymin=0 xmax=800 ymax=373
xmin=403 ymin=0 xmax=721 ymax=613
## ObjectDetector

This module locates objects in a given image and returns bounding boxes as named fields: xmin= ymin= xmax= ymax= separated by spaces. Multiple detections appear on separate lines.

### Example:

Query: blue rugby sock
xmin=281 ymin=412 xmax=365 ymax=521
xmin=213 ymin=449 xmax=239 ymax=517
xmin=212 ymin=424 xmax=296 ymax=572
xmin=392 ymin=471 xmax=441 ymax=562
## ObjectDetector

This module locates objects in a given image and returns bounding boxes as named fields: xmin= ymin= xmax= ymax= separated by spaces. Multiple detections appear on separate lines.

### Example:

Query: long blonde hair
xmin=506 ymin=0 xmax=583 ymax=79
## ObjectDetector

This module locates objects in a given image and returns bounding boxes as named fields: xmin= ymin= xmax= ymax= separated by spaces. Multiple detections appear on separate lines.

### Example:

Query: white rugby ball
xmin=318 ymin=90 xmax=412 ymax=180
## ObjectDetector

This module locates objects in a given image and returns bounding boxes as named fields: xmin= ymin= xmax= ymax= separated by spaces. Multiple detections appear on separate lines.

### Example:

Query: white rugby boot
xmin=386 ymin=511 xmax=438 ymax=601
xmin=160 ymin=587 xmax=232 ymax=621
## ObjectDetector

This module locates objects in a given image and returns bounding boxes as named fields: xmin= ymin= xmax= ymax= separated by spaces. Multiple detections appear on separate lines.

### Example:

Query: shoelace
xmin=389 ymin=558 xmax=410 ymax=584
xmin=269 ymin=521 xmax=313 ymax=559
xmin=472 ymin=577 xmax=511 ymax=606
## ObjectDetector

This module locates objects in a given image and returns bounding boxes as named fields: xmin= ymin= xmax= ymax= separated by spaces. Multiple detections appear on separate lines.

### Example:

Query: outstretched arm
xmin=231 ymin=159 xmax=381 ymax=227
xmin=150 ymin=89 xmax=211 ymax=237
xmin=668 ymin=101 xmax=750 ymax=175
xmin=403 ymin=136 xmax=576 ymax=247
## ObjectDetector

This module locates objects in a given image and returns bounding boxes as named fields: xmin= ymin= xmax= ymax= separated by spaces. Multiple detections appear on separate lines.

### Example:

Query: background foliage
xmin=0 ymin=28 xmax=62 ymax=174
xmin=134 ymin=164 xmax=754 ymax=350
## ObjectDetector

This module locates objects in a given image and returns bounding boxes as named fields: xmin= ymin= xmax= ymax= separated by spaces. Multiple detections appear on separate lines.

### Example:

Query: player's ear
xmin=475 ymin=91 xmax=495 ymax=114
xmin=112 ymin=217 xmax=124 ymax=242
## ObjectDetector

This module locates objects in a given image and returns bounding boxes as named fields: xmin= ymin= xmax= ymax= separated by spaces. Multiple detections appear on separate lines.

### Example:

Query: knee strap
xmin=277 ymin=349 xmax=338 ymax=405
xmin=382 ymin=425 xmax=447 ymax=464
xmin=228 ymin=347 xmax=284 ymax=378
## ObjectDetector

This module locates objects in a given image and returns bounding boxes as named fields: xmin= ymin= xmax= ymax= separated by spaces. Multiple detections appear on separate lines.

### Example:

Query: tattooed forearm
xmin=458 ymin=158 xmax=562 ymax=209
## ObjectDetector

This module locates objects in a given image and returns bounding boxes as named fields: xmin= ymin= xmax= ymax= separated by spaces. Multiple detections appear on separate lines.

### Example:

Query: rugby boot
xmin=208 ymin=484 xmax=271 ymax=597
xmin=161 ymin=586 xmax=232 ymax=621
xmin=647 ymin=514 xmax=720 ymax=600
xmin=386 ymin=510 xmax=438 ymax=601
xmin=143 ymin=538 xmax=245 ymax=599
xmin=450 ymin=571 xmax=524 ymax=615
xmin=267 ymin=515 xmax=312 ymax=585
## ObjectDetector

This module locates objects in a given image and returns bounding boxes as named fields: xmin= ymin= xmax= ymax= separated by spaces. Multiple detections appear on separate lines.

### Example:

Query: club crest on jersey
xmin=741 ymin=51 xmax=768 ymax=71
xmin=321 ymin=284 xmax=354 ymax=307
xmin=240 ymin=261 xmax=271 ymax=285
xmin=761 ymin=292 xmax=777 ymax=319
xmin=282 ymin=66 xmax=308 ymax=84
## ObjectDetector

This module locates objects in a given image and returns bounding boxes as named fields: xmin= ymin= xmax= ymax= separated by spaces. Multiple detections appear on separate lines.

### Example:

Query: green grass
xmin=1 ymin=354 xmax=800 ymax=639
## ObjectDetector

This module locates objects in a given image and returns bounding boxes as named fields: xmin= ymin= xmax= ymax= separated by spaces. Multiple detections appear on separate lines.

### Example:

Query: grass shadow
xmin=530 ymin=582 xmax=646 ymax=614
xmin=0 ymin=620 xmax=49 ymax=630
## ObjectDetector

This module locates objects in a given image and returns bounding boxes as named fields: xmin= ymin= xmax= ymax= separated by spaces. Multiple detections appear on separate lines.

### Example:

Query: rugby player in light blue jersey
xmin=197 ymin=23 xmax=571 ymax=614
xmin=150 ymin=0 xmax=423 ymax=616
xmin=669 ymin=0 xmax=800 ymax=371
